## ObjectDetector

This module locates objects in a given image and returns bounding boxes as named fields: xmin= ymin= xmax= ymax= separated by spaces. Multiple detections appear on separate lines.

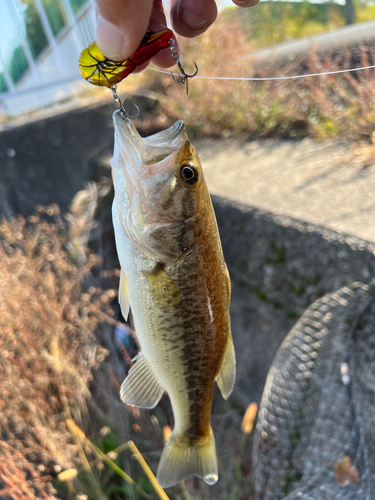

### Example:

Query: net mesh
xmin=252 ymin=282 xmax=375 ymax=500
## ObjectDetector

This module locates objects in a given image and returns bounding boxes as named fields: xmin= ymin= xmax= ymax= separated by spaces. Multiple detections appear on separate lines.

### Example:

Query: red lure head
xmin=130 ymin=29 xmax=173 ymax=66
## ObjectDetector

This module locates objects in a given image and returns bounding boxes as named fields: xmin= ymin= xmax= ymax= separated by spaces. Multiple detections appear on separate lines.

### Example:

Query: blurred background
xmin=0 ymin=1 xmax=375 ymax=500
xmin=0 ymin=0 xmax=95 ymax=116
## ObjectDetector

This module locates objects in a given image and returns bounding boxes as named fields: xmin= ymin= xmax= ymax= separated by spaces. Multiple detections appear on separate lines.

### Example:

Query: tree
xmin=344 ymin=0 xmax=356 ymax=24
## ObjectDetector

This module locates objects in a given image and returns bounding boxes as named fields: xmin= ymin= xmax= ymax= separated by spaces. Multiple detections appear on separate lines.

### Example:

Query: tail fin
xmin=157 ymin=428 xmax=218 ymax=488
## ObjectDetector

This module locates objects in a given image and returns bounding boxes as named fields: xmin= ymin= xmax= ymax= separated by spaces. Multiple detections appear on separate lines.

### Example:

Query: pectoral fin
xmin=119 ymin=268 xmax=130 ymax=321
xmin=120 ymin=352 xmax=164 ymax=408
xmin=143 ymin=263 xmax=181 ymax=310
xmin=216 ymin=335 xmax=236 ymax=400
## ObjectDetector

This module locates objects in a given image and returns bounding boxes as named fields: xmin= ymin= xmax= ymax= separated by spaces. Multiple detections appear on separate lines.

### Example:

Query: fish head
xmin=112 ymin=111 xmax=208 ymax=258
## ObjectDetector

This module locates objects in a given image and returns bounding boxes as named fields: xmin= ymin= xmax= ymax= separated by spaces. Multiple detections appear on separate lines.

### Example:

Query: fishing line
xmin=149 ymin=64 xmax=375 ymax=81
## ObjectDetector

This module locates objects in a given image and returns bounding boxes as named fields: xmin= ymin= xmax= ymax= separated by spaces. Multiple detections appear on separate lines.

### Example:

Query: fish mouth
xmin=113 ymin=110 xmax=187 ymax=167
xmin=111 ymin=110 xmax=189 ymax=259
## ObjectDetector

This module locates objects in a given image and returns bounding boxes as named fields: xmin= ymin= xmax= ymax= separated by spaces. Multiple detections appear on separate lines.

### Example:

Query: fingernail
xmin=180 ymin=6 xmax=208 ymax=29
xmin=96 ymin=14 xmax=125 ymax=59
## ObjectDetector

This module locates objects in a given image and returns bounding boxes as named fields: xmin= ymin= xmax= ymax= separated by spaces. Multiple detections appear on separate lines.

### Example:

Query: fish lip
xmin=113 ymin=110 xmax=143 ymax=152
xmin=113 ymin=110 xmax=186 ymax=164
xmin=144 ymin=119 xmax=185 ymax=147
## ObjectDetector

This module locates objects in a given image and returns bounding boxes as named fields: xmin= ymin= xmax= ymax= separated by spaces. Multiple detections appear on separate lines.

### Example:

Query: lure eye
xmin=179 ymin=164 xmax=199 ymax=187
xmin=142 ymin=32 xmax=151 ymax=43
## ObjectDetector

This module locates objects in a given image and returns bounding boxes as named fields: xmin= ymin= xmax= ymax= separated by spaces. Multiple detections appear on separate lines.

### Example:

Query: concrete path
xmin=196 ymin=138 xmax=375 ymax=243
xmin=252 ymin=19 xmax=375 ymax=61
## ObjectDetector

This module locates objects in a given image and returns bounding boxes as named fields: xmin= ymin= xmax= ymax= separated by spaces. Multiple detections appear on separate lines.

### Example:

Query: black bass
xmin=111 ymin=110 xmax=236 ymax=488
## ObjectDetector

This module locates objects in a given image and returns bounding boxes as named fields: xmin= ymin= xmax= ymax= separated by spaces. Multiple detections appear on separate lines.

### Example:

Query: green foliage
xmin=266 ymin=244 xmax=286 ymax=264
xmin=0 ymin=73 xmax=8 ymax=92
xmin=20 ymin=0 xmax=48 ymax=59
xmin=252 ymin=287 xmax=269 ymax=301
xmin=95 ymin=429 xmax=121 ymax=454
xmin=316 ymin=118 xmax=339 ymax=138
xmin=224 ymin=1 xmax=346 ymax=48
xmin=74 ymin=429 xmax=157 ymax=500
xmin=286 ymin=309 xmax=300 ymax=319
xmin=357 ymin=2 xmax=375 ymax=21
xmin=70 ymin=0 xmax=89 ymax=14
xmin=283 ymin=469 xmax=303 ymax=495
xmin=223 ymin=0 xmax=375 ymax=49
xmin=42 ymin=0 xmax=67 ymax=36
xmin=6 ymin=45 xmax=29 ymax=84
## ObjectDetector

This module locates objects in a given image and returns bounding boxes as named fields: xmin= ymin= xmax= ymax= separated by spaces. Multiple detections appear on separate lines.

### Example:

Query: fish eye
xmin=179 ymin=164 xmax=199 ymax=187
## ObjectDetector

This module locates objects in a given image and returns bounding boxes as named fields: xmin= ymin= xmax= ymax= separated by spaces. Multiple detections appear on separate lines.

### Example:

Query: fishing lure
xmin=79 ymin=29 xmax=173 ymax=88
xmin=78 ymin=29 xmax=197 ymax=117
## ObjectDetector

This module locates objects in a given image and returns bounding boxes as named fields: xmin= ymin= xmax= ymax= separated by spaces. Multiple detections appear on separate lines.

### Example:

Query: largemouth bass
xmin=111 ymin=110 xmax=236 ymax=488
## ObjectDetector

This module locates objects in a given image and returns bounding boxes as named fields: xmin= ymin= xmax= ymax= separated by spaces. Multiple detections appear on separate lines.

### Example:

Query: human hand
xmin=95 ymin=0 xmax=259 ymax=71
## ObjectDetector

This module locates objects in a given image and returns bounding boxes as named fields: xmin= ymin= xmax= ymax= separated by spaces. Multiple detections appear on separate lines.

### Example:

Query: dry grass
xmin=135 ymin=20 xmax=375 ymax=144
xmin=0 ymin=193 xmax=115 ymax=498
xmin=0 ymin=437 xmax=57 ymax=500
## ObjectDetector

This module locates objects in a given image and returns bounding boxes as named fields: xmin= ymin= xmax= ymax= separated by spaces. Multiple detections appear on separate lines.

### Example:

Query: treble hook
xmin=168 ymin=39 xmax=198 ymax=95
xmin=111 ymin=85 xmax=140 ymax=120
xmin=171 ymin=60 xmax=198 ymax=95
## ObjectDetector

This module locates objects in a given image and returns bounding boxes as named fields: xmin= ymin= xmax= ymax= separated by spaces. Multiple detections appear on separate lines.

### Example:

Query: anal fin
xmin=119 ymin=268 xmax=130 ymax=321
xmin=216 ymin=335 xmax=236 ymax=400
xmin=120 ymin=352 xmax=164 ymax=408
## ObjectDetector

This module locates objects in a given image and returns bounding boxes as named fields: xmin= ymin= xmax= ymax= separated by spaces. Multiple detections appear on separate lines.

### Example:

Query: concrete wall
xmin=0 ymin=101 xmax=110 ymax=218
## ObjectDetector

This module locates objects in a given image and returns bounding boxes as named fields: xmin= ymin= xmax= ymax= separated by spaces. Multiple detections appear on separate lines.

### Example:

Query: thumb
xmin=96 ymin=0 xmax=154 ymax=61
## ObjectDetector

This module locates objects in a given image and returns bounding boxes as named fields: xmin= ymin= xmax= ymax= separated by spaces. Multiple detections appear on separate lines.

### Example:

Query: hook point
xmin=123 ymin=102 xmax=140 ymax=120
